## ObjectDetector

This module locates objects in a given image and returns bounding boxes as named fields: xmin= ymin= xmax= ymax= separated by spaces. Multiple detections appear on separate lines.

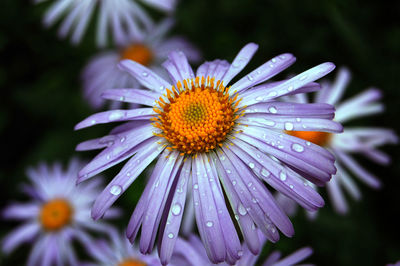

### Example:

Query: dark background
xmin=1 ymin=0 xmax=399 ymax=265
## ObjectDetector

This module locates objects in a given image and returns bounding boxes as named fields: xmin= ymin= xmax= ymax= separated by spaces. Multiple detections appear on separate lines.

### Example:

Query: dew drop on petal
xmin=168 ymin=233 xmax=174 ymax=239
xmin=142 ymin=72 xmax=149 ymax=77
xmin=261 ymin=168 xmax=270 ymax=177
xmin=206 ymin=221 xmax=214 ymax=227
xmin=193 ymin=183 xmax=199 ymax=189
xmin=255 ymin=96 xmax=263 ymax=101
xmin=171 ymin=203 xmax=182 ymax=216
xmin=284 ymin=122 xmax=294 ymax=130
xmin=268 ymin=106 xmax=277 ymax=114
xmin=238 ymin=204 xmax=247 ymax=215
xmin=237 ymin=250 xmax=243 ymax=257
xmin=108 ymin=111 xmax=123 ymax=121
xmin=248 ymin=162 xmax=255 ymax=169
xmin=280 ymin=171 xmax=287 ymax=181
xmin=291 ymin=143 xmax=304 ymax=152
xmin=109 ymin=185 xmax=122 ymax=196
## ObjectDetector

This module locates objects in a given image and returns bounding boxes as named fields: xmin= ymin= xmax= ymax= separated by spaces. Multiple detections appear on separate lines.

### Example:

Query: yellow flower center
xmin=118 ymin=258 xmax=146 ymax=266
xmin=120 ymin=44 xmax=153 ymax=66
xmin=152 ymin=77 xmax=242 ymax=155
xmin=286 ymin=130 xmax=332 ymax=146
xmin=39 ymin=198 xmax=73 ymax=231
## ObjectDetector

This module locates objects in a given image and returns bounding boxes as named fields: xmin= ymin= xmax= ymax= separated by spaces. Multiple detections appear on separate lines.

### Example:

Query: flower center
xmin=39 ymin=198 xmax=73 ymax=231
xmin=118 ymin=259 xmax=146 ymax=266
xmin=286 ymin=131 xmax=332 ymax=146
xmin=152 ymin=77 xmax=242 ymax=155
xmin=120 ymin=44 xmax=153 ymax=66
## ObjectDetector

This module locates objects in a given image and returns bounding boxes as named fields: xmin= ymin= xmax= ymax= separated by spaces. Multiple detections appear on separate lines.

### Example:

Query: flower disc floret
xmin=152 ymin=77 xmax=242 ymax=155
xmin=39 ymin=198 xmax=73 ymax=231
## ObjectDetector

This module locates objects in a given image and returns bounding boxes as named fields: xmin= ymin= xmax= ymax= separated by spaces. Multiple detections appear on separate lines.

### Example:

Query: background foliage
xmin=1 ymin=0 xmax=399 ymax=265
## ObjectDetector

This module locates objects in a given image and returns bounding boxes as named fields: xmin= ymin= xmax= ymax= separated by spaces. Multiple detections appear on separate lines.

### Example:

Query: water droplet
xmin=232 ymin=180 xmax=237 ymax=186
xmin=108 ymin=111 xmax=123 ymax=121
xmin=268 ymin=91 xmax=278 ymax=97
xmin=292 ymin=143 xmax=304 ymax=152
xmin=232 ymin=62 xmax=240 ymax=68
xmin=271 ymin=58 xmax=277 ymax=63
xmin=206 ymin=221 xmax=214 ymax=227
xmin=237 ymin=250 xmax=243 ymax=257
xmin=306 ymin=141 xmax=311 ymax=146
xmin=256 ymin=153 xmax=261 ymax=159
xmin=296 ymin=117 xmax=301 ymax=122
xmin=280 ymin=171 xmax=287 ymax=181
xmin=288 ymin=86 xmax=294 ymax=91
xmin=221 ymin=156 xmax=226 ymax=161
xmin=247 ymin=182 xmax=253 ymax=187
xmin=261 ymin=168 xmax=270 ymax=177
xmin=109 ymin=185 xmax=122 ymax=196
xmin=226 ymin=169 xmax=232 ymax=174
xmin=248 ymin=162 xmax=255 ymax=169
xmin=284 ymin=122 xmax=294 ymax=130
xmin=238 ymin=204 xmax=247 ymax=215
xmin=247 ymin=75 xmax=254 ymax=81
xmin=142 ymin=72 xmax=149 ymax=77
xmin=278 ymin=145 xmax=284 ymax=149
xmin=193 ymin=184 xmax=199 ymax=189
xmin=106 ymin=155 xmax=111 ymax=160
xmin=119 ymin=96 xmax=125 ymax=101
xmin=289 ymin=184 xmax=294 ymax=189
xmin=268 ymin=106 xmax=277 ymax=113
xmin=120 ymin=137 xmax=126 ymax=143
xmin=90 ymin=120 xmax=96 ymax=124
xmin=171 ymin=203 xmax=182 ymax=216
xmin=168 ymin=233 xmax=174 ymax=239
xmin=262 ymin=119 xmax=275 ymax=126
xmin=255 ymin=96 xmax=263 ymax=101
xmin=159 ymin=85 xmax=165 ymax=91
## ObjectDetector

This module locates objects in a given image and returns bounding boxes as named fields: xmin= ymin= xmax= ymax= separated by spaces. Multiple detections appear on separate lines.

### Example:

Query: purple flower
xmin=35 ymin=0 xmax=176 ymax=46
xmin=283 ymin=67 xmax=398 ymax=214
xmin=84 ymin=230 xmax=163 ymax=266
xmin=2 ymin=159 xmax=119 ymax=266
xmin=75 ymin=43 xmax=342 ymax=264
xmin=82 ymin=18 xmax=201 ymax=109
xmin=172 ymin=232 xmax=313 ymax=266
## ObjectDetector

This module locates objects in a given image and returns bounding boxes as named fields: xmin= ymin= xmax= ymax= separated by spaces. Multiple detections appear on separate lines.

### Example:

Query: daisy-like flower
xmin=75 ymin=43 xmax=342 ymax=264
xmin=2 ymin=159 xmax=119 ymax=265
xmin=283 ymin=67 xmax=398 ymax=214
xmin=84 ymin=230 xmax=163 ymax=266
xmin=36 ymin=0 xmax=176 ymax=46
xmin=172 ymin=232 xmax=313 ymax=266
xmin=82 ymin=18 xmax=201 ymax=109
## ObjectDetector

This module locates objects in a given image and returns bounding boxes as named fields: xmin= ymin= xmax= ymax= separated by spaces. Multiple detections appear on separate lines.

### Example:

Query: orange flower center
xmin=39 ymin=198 xmax=73 ymax=231
xmin=120 ymin=44 xmax=153 ymax=66
xmin=286 ymin=131 xmax=332 ymax=146
xmin=118 ymin=259 xmax=146 ymax=266
xmin=152 ymin=77 xmax=242 ymax=155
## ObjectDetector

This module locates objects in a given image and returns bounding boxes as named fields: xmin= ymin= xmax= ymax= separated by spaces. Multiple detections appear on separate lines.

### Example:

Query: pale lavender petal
xmin=202 ymin=60 xmax=230 ymax=81
xmin=118 ymin=60 xmax=172 ymax=93
xmin=239 ymin=62 xmax=335 ymax=107
xmin=2 ymin=223 xmax=40 ymax=253
xmin=322 ymin=67 xmax=351 ymax=105
xmin=326 ymin=175 xmax=348 ymax=214
xmin=334 ymin=149 xmax=381 ymax=188
xmin=77 ymin=124 xmax=154 ymax=182
xmin=75 ymin=109 xmax=155 ymax=130
xmin=101 ymin=88 xmax=160 ymax=106
xmin=159 ymin=158 xmax=191 ymax=265
xmin=191 ymin=156 xmax=226 ymax=263
xmin=232 ymin=53 xmax=296 ymax=93
xmin=140 ymin=151 xmax=183 ymax=254
xmin=91 ymin=139 xmax=164 ymax=220
xmin=2 ymin=203 xmax=39 ymax=220
xmin=221 ymin=43 xmax=259 ymax=86
xmin=270 ymin=246 xmax=313 ymax=266
xmin=164 ymin=50 xmax=195 ymax=82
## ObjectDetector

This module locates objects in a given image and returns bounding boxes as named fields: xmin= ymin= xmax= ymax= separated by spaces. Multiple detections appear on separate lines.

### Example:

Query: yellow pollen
xmin=118 ymin=258 xmax=146 ymax=266
xmin=39 ymin=198 xmax=73 ymax=231
xmin=153 ymin=77 xmax=242 ymax=155
xmin=286 ymin=130 xmax=332 ymax=146
xmin=120 ymin=44 xmax=153 ymax=66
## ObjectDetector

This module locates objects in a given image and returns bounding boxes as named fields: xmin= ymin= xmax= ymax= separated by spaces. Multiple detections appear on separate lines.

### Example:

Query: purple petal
xmin=232 ymin=53 xmax=296 ymax=93
xmin=118 ymin=60 xmax=172 ymax=93
xmin=75 ymin=108 xmax=155 ymax=130
xmin=91 ymin=139 xmax=163 ymax=220
xmin=2 ymin=203 xmax=39 ymax=220
xmin=159 ymin=159 xmax=191 ymax=265
xmin=2 ymin=223 xmax=40 ymax=253
xmin=101 ymin=88 xmax=160 ymax=106
xmin=272 ymin=246 xmax=313 ymax=266
xmin=221 ymin=43 xmax=259 ymax=86
xmin=164 ymin=50 xmax=195 ymax=82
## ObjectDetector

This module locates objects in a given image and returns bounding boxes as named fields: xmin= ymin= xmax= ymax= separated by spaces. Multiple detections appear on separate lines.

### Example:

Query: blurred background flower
xmin=1 ymin=0 xmax=399 ymax=265
xmin=1 ymin=159 xmax=119 ymax=265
